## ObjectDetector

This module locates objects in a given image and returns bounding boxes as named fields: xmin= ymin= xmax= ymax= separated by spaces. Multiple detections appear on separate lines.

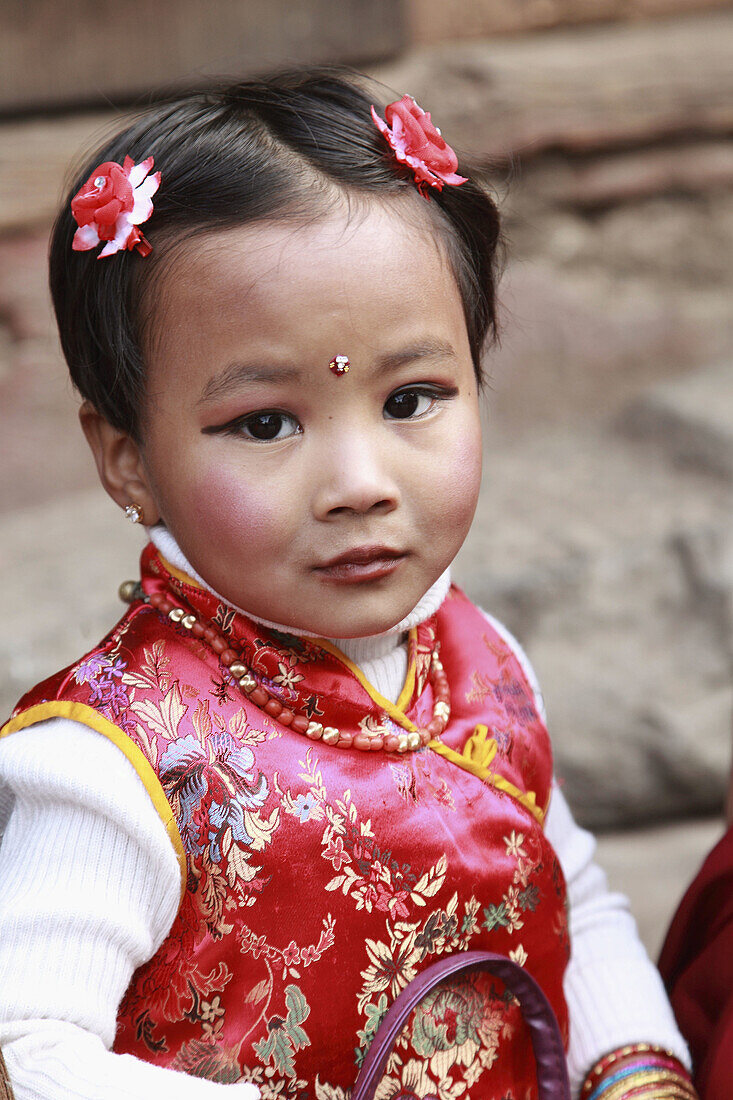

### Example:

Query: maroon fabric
xmin=659 ymin=824 xmax=733 ymax=1099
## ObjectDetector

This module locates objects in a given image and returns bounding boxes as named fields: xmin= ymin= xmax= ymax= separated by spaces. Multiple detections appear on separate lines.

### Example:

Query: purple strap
xmin=351 ymin=950 xmax=570 ymax=1100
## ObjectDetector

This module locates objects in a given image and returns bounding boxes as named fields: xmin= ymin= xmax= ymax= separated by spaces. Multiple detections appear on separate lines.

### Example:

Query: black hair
xmin=49 ymin=69 xmax=502 ymax=441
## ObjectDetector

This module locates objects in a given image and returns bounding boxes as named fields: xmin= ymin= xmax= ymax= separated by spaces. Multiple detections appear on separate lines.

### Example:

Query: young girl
xmin=0 ymin=70 xmax=696 ymax=1100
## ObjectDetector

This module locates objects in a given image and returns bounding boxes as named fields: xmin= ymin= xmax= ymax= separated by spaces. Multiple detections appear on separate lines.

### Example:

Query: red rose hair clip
xmin=71 ymin=156 xmax=161 ymax=258
xmin=371 ymin=95 xmax=467 ymax=198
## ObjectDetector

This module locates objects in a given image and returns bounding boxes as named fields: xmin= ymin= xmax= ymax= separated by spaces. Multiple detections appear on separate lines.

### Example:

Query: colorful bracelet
xmin=581 ymin=1044 xmax=684 ymax=1090
xmin=588 ymin=1073 xmax=696 ymax=1100
xmin=581 ymin=1044 xmax=697 ymax=1100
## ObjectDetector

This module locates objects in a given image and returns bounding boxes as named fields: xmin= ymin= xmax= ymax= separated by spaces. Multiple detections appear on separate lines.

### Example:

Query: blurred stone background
xmin=2 ymin=0 xmax=732 ymax=955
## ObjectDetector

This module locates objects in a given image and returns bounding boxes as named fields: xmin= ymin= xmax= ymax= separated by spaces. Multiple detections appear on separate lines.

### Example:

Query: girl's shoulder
xmin=438 ymin=584 xmax=546 ymax=721
xmin=1 ymin=593 xmax=197 ymax=759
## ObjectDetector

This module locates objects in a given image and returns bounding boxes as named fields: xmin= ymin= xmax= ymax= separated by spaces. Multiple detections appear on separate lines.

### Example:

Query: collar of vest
xmin=140 ymin=543 xmax=439 ymax=736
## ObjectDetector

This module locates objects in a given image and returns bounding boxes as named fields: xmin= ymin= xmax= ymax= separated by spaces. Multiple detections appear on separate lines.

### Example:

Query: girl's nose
xmin=312 ymin=434 xmax=401 ymax=520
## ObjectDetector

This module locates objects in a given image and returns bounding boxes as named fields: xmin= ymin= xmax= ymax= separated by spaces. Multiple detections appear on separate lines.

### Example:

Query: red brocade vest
xmin=3 ymin=547 xmax=569 ymax=1100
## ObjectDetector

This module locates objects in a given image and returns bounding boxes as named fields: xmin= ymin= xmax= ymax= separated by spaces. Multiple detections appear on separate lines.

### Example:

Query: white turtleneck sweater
xmin=0 ymin=532 xmax=689 ymax=1100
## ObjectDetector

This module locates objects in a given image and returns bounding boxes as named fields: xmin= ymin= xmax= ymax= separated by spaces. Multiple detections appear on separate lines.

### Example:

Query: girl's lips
xmin=313 ymin=548 xmax=407 ymax=584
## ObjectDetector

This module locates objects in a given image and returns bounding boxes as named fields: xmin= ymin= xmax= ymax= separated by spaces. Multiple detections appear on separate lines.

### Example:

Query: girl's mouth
xmin=313 ymin=546 xmax=407 ymax=584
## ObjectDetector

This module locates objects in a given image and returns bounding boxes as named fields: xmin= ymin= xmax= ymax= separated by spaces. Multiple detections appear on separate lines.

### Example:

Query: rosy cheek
xmin=454 ymin=435 xmax=482 ymax=484
xmin=185 ymin=471 xmax=276 ymax=544
xmin=443 ymin=430 xmax=482 ymax=512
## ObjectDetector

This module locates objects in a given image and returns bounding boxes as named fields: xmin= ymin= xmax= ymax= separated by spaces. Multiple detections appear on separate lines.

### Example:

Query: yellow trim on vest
xmin=307 ymin=635 xmax=419 ymax=735
xmin=428 ymin=724 xmax=545 ymax=826
xmin=395 ymin=629 xmax=418 ymax=713
xmin=462 ymin=724 xmax=499 ymax=770
xmin=1 ymin=702 xmax=187 ymax=899
xmin=158 ymin=554 xmax=203 ymax=591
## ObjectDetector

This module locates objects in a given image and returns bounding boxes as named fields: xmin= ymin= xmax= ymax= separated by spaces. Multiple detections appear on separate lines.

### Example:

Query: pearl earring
xmin=124 ymin=503 xmax=143 ymax=524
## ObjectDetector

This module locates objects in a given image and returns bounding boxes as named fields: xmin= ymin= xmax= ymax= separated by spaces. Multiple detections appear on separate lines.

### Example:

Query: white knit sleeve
xmin=0 ymin=718 xmax=258 ymax=1100
xmin=545 ymin=785 xmax=690 ymax=1095
xmin=478 ymin=609 xmax=690 ymax=1095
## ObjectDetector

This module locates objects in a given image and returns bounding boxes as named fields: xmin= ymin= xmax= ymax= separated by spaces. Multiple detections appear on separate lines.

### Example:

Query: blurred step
xmin=624 ymin=361 xmax=733 ymax=481
xmin=0 ymin=0 xmax=406 ymax=114
xmin=409 ymin=0 xmax=732 ymax=44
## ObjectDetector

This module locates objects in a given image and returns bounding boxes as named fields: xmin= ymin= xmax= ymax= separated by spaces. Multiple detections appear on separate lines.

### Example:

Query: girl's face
xmin=136 ymin=200 xmax=482 ymax=637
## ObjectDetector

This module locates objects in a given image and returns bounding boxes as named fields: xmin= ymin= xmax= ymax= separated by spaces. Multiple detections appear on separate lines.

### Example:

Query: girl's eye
xmin=237 ymin=412 xmax=300 ymax=441
xmin=384 ymin=388 xmax=441 ymax=420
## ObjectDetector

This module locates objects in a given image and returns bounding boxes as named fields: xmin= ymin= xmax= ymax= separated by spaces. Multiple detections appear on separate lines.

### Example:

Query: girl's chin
xmin=221 ymin=571 xmax=431 ymax=638
xmin=292 ymin=604 xmax=420 ymax=640
xmin=246 ymin=601 xmax=416 ymax=640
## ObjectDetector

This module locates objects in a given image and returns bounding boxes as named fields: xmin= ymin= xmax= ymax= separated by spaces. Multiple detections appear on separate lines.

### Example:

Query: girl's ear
xmin=79 ymin=401 xmax=161 ymax=526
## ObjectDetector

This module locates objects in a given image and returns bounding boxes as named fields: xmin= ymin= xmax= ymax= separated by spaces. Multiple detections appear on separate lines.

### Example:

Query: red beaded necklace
xmin=140 ymin=587 xmax=451 ymax=754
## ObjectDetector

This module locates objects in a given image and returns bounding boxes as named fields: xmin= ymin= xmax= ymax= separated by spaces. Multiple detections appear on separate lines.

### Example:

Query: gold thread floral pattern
xmin=10 ymin=557 xmax=568 ymax=1098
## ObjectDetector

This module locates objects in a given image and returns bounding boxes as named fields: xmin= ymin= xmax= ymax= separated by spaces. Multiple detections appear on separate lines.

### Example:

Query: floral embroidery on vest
xmin=5 ymin=546 xmax=569 ymax=1099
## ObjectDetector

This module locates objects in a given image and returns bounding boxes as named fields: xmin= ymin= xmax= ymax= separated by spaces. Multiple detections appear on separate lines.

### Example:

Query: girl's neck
xmin=147 ymin=526 xmax=450 ymax=698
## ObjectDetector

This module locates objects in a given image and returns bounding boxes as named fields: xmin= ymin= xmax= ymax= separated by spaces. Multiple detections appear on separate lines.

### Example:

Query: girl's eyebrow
xmin=373 ymin=339 xmax=458 ymax=375
xmin=198 ymin=362 xmax=302 ymax=404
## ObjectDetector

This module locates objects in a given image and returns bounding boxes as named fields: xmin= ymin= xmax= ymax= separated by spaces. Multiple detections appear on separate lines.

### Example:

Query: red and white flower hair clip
xmin=71 ymin=156 xmax=161 ymax=258
xmin=371 ymin=95 xmax=467 ymax=198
